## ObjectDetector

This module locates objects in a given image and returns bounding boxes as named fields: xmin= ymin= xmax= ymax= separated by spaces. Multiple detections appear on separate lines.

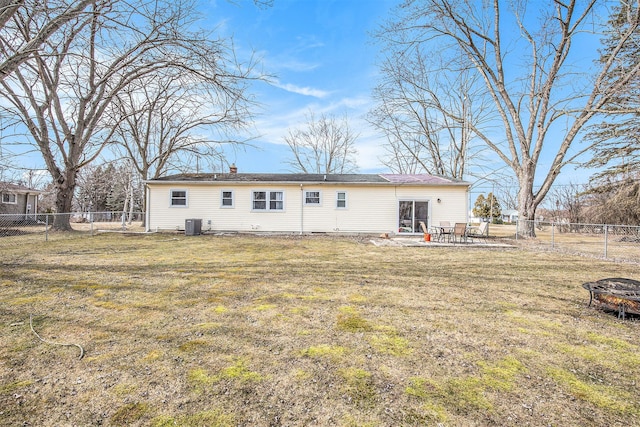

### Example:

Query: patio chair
xmin=419 ymin=221 xmax=439 ymax=241
xmin=467 ymin=222 xmax=489 ymax=241
xmin=438 ymin=221 xmax=453 ymax=242
xmin=453 ymin=223 xmax=470 ymax=243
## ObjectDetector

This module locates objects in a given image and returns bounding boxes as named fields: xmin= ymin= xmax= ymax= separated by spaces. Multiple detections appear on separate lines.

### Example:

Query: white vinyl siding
xmin=146 ymin=181 xmax=469 ymax=234
xmin=394 ymin=187 xmax=468 ymax=228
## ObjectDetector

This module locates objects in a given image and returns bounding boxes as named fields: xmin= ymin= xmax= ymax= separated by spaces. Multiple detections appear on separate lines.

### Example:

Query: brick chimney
xmin=229 ymin=163 xmax=237 ymax=174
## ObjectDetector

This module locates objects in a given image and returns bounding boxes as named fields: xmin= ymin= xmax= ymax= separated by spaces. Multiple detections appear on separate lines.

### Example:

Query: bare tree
xmin=584 ymin=2 xmax=640 ymax=189
xmin=108 ymin=65 xmax=256 ymax=221
xmin=581 ymin=174 xmax=640 ymax=225
xmin=369 ymin=43 xmax=490 ymax=178
xmin=0 ymin=0 xmax=96 ymax=81
xmin=75 ymin=160 xmax=141 ymax=215
xmin=0 ymin=0 xmax=93 ymax=184
xmin=0 ymin=0 xmax=257 ymax=230
xmin=377 ymin=0 xmax=640 ymax=235
xmin=494 ymin=177 xmax=519 ymax=211
xmin=284 ymin=112 xmax=359 ymax=174
xmin=111 ymin=73 xmax=254 ymax=179
xmin=547 ymin=182 xmax=586 ymax=229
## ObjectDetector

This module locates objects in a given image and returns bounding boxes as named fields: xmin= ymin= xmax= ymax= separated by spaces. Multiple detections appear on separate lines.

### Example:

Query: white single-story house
xmin=0 ymin=182 xmax=42 ymax=220
xmin=502 ymin=209 xmax=519 ymax=223
xmin=145 ymin=171 xmax=471 ymax=235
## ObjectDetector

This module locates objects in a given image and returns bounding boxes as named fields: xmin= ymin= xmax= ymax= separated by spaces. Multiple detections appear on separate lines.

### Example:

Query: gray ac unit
xmin=185 ymin=218 xmax=202 ymax=236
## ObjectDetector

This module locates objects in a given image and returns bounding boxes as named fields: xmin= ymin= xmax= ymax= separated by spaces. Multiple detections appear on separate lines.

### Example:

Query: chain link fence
xmin=3 ymin=214 xmax=638 ymax=263
xmin=0 ymin=212 xmax=145 ymax=245
xmin=515 ymin=220 xmax=640 ymax=262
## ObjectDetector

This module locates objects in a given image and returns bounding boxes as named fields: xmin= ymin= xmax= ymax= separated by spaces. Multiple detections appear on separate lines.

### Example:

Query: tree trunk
xmin=517 ymin=183 xmax=537 ymax=237
xmin=128 ymin=180 xmax=134 ymax=225
xmin=51 ymin=170 xmax=76 ymax=231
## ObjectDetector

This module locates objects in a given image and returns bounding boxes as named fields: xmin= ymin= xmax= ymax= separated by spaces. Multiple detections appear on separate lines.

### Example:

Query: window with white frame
xmin=270 ymin=191 xmax=284 ymax=210
xmin=221 ymin=190 xmax=234 ymax=208
xmin=170 ymin=189 xmax=187 ymax=207
xmin=253 ymin=190 xmax=284 ymax=211
xmin=2 ymin=193 xmax=17 ymax=204
xmin=305 ymin=190 xmax=321 ymax=205
xmin=336 ymin=191 xmax=347 ymax=209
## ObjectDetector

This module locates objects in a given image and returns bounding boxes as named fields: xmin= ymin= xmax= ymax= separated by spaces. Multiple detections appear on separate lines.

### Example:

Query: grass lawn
xmin=1 ymin=233 xmax=639 ymax=426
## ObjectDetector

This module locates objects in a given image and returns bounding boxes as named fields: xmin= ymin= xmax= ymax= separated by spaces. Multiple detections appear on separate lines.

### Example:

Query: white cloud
xmin=336 ymin=96 xmax=370 ymax=110
xmin=256 ymin=48 xmax=321 ymax=73
xmin=271 ymin=80 xmax=330 ymax=98
xmin=275 ymin=59 xmax=321 ymax=72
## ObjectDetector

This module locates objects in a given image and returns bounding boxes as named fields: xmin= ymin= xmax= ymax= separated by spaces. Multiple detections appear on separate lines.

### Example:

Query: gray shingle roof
xmin=0 ymin=182 xmax=43 ymax=193
xmin=149 ymin=173 xmax=468 ymax=186
xmin=153 ymin=173 xmax=388 ymax=183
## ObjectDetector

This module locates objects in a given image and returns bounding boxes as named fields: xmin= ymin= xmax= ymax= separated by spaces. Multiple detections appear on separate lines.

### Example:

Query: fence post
xmin=604 ymin=224 xmax=608 ymax=259
xmin=45 ymin=214 xmax=49 ymax=241
xmin=515 ymin=219 xmax=519 ymax=241
xmin=90 ymin=212 xmax=94 ymax=235
xmin=551 ymin=222 xmax=555 ymax=249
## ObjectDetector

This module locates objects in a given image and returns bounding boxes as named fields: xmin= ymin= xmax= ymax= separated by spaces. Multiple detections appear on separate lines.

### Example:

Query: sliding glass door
xmin=398 ymin=200 xmax=429 ymax=233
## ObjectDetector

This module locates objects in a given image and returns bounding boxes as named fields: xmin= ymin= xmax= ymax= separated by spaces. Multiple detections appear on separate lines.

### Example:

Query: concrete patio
xmin=370 ymin=236 xmax=516 ymax=248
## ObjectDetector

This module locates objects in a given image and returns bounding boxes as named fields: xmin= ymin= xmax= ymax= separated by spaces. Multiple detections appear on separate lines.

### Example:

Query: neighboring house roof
xmin=148 ymin=173 xmax=469 ymax=186
xmin=0 ymin=182 xmax=43 ymax=194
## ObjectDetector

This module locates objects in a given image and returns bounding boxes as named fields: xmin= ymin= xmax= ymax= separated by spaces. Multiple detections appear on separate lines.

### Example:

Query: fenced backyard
xmin=2 ymin=214 xmax=639 ymax=263
xmin=0 ymin=212 xmax=145 ymax=242
xmin=512 ymin=220 xmax=640 ymax=263
xmin=1 ymin=232 xmax=639 ymax=426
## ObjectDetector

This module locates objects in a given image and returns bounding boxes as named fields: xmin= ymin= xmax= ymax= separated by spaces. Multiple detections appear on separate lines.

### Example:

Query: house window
xmin=305 ymin=191 xmax=321 ymax=205
xmin=221 ymin=190 xmax=234 ymax=208
xmin=2 ymin=193 xmax=17 ymax=204
xmin=170 ymin=190 xmax=187 ymax=207
xmin=270 ymin=191 xmax=284 ymax=210
xmin=253 ymin=191 xmax=266 ymax=210
xmin=336 ymin=191 xmax=347 ymax=209
xmin=253 ymin=190 xmax=284 ymax=211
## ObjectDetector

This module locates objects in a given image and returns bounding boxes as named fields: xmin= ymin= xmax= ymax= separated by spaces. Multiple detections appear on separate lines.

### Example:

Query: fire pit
xmin=582 ymin=278 xmax=640 ymax=319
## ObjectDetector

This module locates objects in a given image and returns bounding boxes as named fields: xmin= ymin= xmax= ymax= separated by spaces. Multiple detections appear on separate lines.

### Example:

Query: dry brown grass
xmin=491 ymin=223 xmax=640 ymax=262
xmin=1 ymin=232 xmax=640 ymax=426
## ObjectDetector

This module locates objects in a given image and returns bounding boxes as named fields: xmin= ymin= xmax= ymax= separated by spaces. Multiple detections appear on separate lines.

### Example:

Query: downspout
xmin=145 ymin=183 xmax=151 ymax=232
xmin=300 ymin=184 xmax=304 ymax=234
xmin=466 ymin=187 xmax=470 ymax=224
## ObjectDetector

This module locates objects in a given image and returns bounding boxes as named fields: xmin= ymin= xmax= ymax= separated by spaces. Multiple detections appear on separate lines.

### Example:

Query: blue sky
xmin=202 ymin=0 xmax=596 ymax=196
xmin=5 ymin=0 xmax=598 ymax=201
xmin=202 ymin=0 xmax=398 ymax=173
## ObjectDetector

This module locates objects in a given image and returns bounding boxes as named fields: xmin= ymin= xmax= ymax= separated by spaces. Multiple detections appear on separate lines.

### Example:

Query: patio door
xmin=398 ymin=200 xmax=429 ymax=233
